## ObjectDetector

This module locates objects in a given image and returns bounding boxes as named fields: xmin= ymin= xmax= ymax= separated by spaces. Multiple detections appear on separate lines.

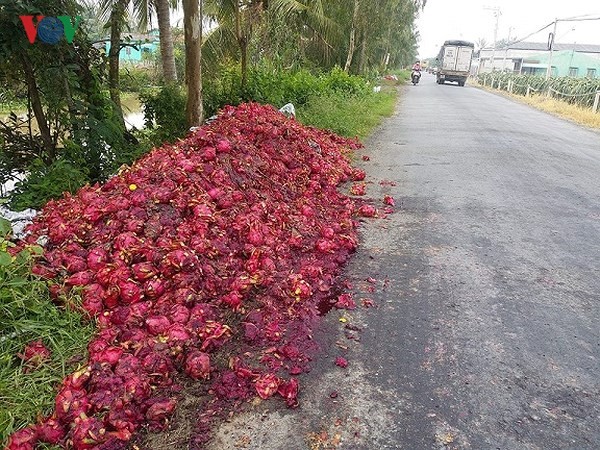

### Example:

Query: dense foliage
xmin=138 ymin=65 xmax=384 ymax=145
xmin=0 ymin=0 xmax=142 ymax=210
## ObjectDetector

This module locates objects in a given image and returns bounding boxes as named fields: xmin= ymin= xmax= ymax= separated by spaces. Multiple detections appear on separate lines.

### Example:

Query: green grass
xmin=389 ymin=69 xmax=411 ymax=84
xmin=0 ymin=101 xmax=27 ymax=115
xmin=297 ymin=88 xmax=397 ymax=138
xmin=0 ymin=240 xmax=94 ymax=445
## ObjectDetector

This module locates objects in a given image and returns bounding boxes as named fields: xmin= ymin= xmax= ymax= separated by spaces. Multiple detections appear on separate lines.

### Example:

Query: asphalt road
xmin=207 ymin=74 xmax=600 ymax=450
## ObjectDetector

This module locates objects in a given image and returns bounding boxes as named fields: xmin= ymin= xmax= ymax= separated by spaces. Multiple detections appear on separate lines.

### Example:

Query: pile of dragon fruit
xmin=7 ymin=103 xmax=374 ymax=449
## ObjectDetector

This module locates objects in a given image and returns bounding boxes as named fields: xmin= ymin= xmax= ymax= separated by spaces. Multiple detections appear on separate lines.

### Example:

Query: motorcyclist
xmin=411 ymin=61 xmax=421 ymax=84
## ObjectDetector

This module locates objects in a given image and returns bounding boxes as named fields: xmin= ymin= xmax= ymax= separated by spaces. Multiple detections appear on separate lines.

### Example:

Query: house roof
xmin=500 ymin=41 xmax=600 ymax=53
xmin=521 ymin=50 xmax=600 ymax=69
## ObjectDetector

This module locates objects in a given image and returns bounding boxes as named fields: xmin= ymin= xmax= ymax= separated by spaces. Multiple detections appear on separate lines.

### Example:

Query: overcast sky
xmin=415 ymin=0 xmax=600 ymax=58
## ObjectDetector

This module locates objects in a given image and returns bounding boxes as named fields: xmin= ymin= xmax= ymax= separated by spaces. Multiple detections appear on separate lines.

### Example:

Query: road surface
xmin=207 ymin=74 xmax=600 ymax=450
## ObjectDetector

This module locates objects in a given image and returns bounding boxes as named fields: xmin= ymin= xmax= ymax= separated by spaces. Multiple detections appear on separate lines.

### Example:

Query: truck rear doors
xmin=442 ymin=46 xmax=457 ymax=71
xmin=442 ymin=46 xmax=472 ymax=72
xmin=456 ymin=47 xmax=473 ymax=72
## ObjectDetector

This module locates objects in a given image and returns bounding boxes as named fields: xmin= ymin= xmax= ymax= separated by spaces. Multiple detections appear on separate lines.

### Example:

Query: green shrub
xmin=203 ymin=65 xmax=371 ymax=117
xmin=320 ymin=66 xmax=370 ymax=96
xmin=297 ymin=89 xmax=397 ymax=138
xmin=9 ymin=159 xmax=89 ymax=211
xmin=203 ymin=64 xmax=244 ymax=117
xmin=119 ymin=65 xmax=159 ymax=92
xmin=139 ymin=84 xmax=188 ymax=144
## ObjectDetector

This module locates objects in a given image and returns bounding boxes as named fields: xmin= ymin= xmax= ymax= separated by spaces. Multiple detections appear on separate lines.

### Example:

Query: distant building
xmin=475 ymin=42 xmax=600 ymax=77
xmin=103 ymin=29 xmax=160 ymax=63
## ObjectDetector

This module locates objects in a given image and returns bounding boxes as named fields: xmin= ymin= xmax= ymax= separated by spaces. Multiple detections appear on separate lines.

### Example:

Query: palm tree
xmin=343 ymin=0 xmax=359 ymax=72
xmin=183 ymin=0 xmax=203 ymax=126
xmin=155 ymin=0 xmax=178 ymax=81
xmin=202 ymin=0 xmax=264 ymax=91
xmin=134 ymin=0 xmax=179 ymax=82
xmin=99 ymin=0 xmax=179 ymax=119
xmin=203 ymin=0 xmax=337 ymax=90
xmin=102 ymin=0 xmax=129 ymax=129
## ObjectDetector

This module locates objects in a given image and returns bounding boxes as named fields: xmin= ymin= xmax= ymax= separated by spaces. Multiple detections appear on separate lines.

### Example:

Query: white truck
xmin=435 ymin=40 xmax=474 ymax=86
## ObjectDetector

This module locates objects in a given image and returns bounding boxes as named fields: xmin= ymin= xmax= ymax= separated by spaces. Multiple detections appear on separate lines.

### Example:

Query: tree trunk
xmin=155 ymin=0 xmax=177 ymax=82
xmin=240 ymin=39 xmax=248 ymax=92
xmin=344 ymin=0 xmax=360 ymax=72
xmin=233 ymin=2 xmax=249 ymax=92
xmin=109 ymin=0 xmax=126 ymax=130
xmin=21 ymin=54 xmax=55 ymax=161
xmin=358 ymin=28 xmax=368 ymax=74
xmin=183 ymin=0 xmax=203 ymax=127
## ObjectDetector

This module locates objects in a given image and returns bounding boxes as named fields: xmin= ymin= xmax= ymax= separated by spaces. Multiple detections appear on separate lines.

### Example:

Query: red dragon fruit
xmin=277 ymin=378 xmax=299 ymax=408
xmin=145 ymin=398 xmax=177 ymax=427
xmin=37 ymin=416 xmax=66 ymax=445
xmin=255 ymin=373 xmax=281 ymax=400
xmin=18 ymin=340 xmax=51 ymax=370
xmin=7 ymin=103 xmax=372 ymax=448
xmin=357 ymin=204 xmax=377 ymax=217
xmin=5 ymin=426 xmax=37 ymax=450
xmin=70 ymin=415 xmax=108 ymax=449
xmin=184 ymin=351 xmax=211 ymax=380
xmin=145 ymin=315 xmax=171 ymax=335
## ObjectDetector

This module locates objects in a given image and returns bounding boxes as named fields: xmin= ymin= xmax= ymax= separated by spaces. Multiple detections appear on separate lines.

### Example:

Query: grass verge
xmin=517 ymin=94 xmax=600 ymax=129
xmin=297 ymin=88 xmax=397 ymax=139
xmin=0 ymin=229 xmax=94 ymax=445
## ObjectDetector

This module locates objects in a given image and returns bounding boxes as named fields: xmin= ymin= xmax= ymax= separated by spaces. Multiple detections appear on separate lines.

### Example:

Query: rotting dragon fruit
xmin=8 ymin=102 xmax=387 ymax=449
xmin=18 ymin=340 xmax=51 ymax=372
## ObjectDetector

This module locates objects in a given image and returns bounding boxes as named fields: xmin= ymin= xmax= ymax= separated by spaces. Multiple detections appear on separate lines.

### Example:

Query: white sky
xmin=415 ymin=0 xmax=600 ymax=58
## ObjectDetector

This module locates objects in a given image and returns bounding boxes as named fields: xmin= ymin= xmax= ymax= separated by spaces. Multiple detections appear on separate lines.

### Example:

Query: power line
xmin=503 ymin=21 xmax=554 ymax=47
xmin=562 ymin=17 xmax=600 ymax=22
xmin=499 ymin=15 xmax=600 ymax=49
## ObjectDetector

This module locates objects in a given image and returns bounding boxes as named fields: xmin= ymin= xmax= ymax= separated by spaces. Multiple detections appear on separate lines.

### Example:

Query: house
xmin=476 ymin=42 xmax=600 ymax=77
xmin=103 ymin=29 xmax=160 ymax=63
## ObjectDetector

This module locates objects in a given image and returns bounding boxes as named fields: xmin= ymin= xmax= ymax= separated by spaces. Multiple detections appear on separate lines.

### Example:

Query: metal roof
xmin=496 ymin=41 xmax=600 ymax=53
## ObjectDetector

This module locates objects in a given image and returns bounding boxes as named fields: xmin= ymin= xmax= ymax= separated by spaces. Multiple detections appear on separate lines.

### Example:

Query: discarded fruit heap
xmin=7 ymin=103 xmax=366 ymax=450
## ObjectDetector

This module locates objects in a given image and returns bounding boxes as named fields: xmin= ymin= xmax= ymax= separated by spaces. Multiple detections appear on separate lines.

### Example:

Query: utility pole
xmin=546 ymin=18 xmax=558 ymax=79
xmin=484 ymin=6 xmax=501 ymax=71
xmin=501 ymin=28 xmax=512 ymax=72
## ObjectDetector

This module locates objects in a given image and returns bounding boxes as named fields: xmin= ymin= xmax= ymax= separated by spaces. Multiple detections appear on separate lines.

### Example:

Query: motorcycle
xmin=411 ymin=69 xmax=421 ymax=85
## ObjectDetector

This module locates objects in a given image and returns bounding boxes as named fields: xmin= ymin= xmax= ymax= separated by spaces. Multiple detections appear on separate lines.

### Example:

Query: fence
xmin=478 ymin=74 xmax=600 ymax=113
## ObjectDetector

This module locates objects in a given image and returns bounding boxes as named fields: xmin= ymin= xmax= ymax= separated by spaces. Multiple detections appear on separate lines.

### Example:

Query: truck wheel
xmin=458 ymin=81 xmax=465 ymax=86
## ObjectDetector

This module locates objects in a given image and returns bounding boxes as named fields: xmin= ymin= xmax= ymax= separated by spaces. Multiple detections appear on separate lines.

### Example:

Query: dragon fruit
xmin=9 ymin=103 xmax=380 ymax=449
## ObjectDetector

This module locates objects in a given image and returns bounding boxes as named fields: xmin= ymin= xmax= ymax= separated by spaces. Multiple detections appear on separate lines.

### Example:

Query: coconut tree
xmin=99 ymin=0 xmax=179 ymax=122
xmin=203 ymin=0 xmax=336 ymax=90
xmin=133 ymin=0 xmax=179 ymax=82
xmin=155 ymin=0 xmax=178 ymax=81
xmin=343 ymin=0 xmax=359 ymax=72
xmin=99 ymin=0 xmax=129 ymax=129
xmin=202 ymin=0 xmax=264 ymax=91
xmin=328 ymin=0 xmax=421 ymax=73
xmin=183 ymin=0 xmax=203 ymax=126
